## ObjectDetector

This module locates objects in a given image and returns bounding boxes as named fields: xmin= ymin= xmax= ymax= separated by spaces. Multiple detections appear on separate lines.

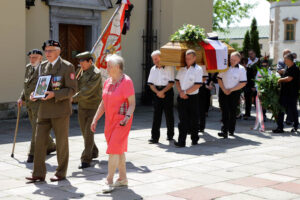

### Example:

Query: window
xmin=260 ymin=44 xmax=263 ymax=49
xmin=283 ymin=18 xmax=297 ymax=41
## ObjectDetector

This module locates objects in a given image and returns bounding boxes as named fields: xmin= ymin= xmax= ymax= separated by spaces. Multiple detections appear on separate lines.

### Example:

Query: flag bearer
xmin=72 ymin=51 xmax=102 ymax=169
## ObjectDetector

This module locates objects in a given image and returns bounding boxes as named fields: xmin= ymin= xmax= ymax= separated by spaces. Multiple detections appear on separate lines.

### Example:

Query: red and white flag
xmin=199 ymin=39 xmax=228 ymax=72
xmin=93 ymin=0 xmax=131 ymax=82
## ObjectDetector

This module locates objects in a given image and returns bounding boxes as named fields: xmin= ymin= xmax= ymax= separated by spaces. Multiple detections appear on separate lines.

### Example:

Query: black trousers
xmin=244 ymin=88 xmax=256 ymax=116
xmin=151 ymin=87 xmax=174 ymax=141
xmin=219 ymin=89 xmax=241 ymax=133
xmin=277 ymin=96 xmax=299 ymax=129
xmin=177 ymin=94 xmax=199 ymax=145
xmin=198 ymin=86 xmax=210 ymax=130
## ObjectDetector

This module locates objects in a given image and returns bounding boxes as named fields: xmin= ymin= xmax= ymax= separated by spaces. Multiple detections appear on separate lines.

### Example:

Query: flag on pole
xmin=93 ymin=0 xmax=131 ymax=82
xmin=199 ymin=39 xmax=228 ymax=72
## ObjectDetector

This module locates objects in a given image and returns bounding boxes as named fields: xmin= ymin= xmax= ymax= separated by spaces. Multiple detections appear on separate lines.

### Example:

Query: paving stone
xmin=271 ymin=182 xmax=300 ymax=195
xmin=168 ymin=186 xmax=231 ymax=200
xmin=254 ymin=173 xmax=297 ymax=182
xmin=228 ymin=176 xmax=280 ymax=188
xmin=245 ymin=187 xmax=299 ymax=199
xmin=215 ymin=193 xmax=265 ymax=200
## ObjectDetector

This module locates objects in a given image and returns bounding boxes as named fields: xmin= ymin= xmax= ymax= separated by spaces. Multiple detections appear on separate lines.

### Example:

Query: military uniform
xmin=32 ymin=55 xmax=77 ymax=179
xmin=73 ymin=52 xmax=102 ymax=167
xmin=20 ymin=61 xmax=56 ymax=160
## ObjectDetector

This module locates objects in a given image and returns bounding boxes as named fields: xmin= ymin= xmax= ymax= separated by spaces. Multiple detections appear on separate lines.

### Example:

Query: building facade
xmin=269 ymin=0 xmax=300 ymax=62
xmin=0 ymin=0 xmax=213 ymax=118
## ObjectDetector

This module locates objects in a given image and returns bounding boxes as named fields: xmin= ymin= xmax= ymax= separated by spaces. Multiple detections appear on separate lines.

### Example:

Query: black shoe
xmin=285 ymin=121 xmax=292 ymax=125
xmin=272 ymin=128 xmax=284 ymax=133
xmin=198 ymin=129 xmax=204 ymax=133
xmin=192 ymin=141 xmax=198 ymax=145
xmin=148 ymin=139 xmax=158 ymax=144
xmin=92 ymin=154 xmax=99 ymax=159
xmin=218 ymin=132 xmax=228 ymax=139
xmin=174 ymin=141 xmax=185 ymax=148
xmin=47 ymin=148 xmax=56 ymax=155
xmin=243 ymin=115 xmax=250 ymax=120
xmin=167 ymin=138 xmax=174 ymax=141
xmin=27 ymin=155 xmax=34 ymax=163
xmin=78 ymin=162 xmax=90 ymax=169
xmin=291 ymin=128 xmax=298 ymax=133
xmin=229 ymin=132 xmax=234 ymax=136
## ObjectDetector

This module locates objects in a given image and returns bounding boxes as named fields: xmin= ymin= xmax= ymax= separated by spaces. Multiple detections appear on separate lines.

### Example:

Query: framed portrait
xmin=33 ymin=75 xmax=51 ymax=99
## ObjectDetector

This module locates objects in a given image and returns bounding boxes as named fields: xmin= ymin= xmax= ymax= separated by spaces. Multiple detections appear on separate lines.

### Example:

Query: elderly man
xmin=277 ymin=49 xmax=291 ymax=76
xmin=147 ymin=50 xmax=175 ymax=144
xmin=26 ymin=40 xmax=77 ymax=182
xmin=175 ymin=49 xmax=203 ymax=147
xmin=273 ymin=53 xmax=299 ymax=133
xmin=18 ymin=49 xmax=56 ymax=163
xmin=72 ymin=51 xmax=102 ymax=169
xmin=218 ymin=52 xmax=247 ymax=138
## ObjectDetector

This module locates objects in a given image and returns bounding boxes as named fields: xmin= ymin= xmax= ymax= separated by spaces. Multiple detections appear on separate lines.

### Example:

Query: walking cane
xmin=11 ymin=104 xmax=21 ymax=158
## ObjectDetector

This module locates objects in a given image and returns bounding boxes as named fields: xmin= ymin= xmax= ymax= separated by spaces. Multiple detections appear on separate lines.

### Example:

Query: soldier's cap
xmin=27 ymin=49 xmax=43 ymax=56
xmin=42 ymin=40 xmax=61 ymax=51
xmin=76 ymin=51 xmax=95 ymax=61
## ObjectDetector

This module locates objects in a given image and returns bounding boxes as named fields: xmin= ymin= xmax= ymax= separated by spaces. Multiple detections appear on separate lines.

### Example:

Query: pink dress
xmin=102 ymin=74 xmax=135 ymax=154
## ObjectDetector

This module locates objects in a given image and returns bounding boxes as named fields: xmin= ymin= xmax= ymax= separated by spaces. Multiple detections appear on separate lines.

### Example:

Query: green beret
xmin=76 ymin=51 xmax=95 ymax=60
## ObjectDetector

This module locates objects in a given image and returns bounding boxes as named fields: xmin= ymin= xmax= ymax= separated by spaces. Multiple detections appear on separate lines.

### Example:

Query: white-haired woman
xmin=91 ymin=54 xmax=135 ymax=193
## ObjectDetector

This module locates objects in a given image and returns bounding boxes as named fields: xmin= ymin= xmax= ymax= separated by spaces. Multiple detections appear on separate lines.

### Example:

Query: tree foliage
xmin=250 ymin=18 xmax=261 ymax=57
xmin=242 ymin=30 xmax=251 ymax=58
xmin=213 ymin=0 xmax=255 ymax=32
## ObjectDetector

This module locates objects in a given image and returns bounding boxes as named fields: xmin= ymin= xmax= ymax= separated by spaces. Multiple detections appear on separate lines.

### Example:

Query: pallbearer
xmin=72 ymin=51 xmax=102 ymax=169
xmin=217 ymin=52 xmax=247 ymax=138
xmin=18 ymin=49 xmax=56 ymax=163
xmin=147 ymin=50 xmax=175 ymax=144
xmin=175 ymin=49 xmax=203 ymax=147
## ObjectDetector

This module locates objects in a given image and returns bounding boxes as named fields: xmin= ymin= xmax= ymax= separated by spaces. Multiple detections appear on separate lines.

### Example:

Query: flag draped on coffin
xmin=93 ymin=0 xmax=131 ymax=83
xmin=199 ymin=39 xmax=228 ymax=72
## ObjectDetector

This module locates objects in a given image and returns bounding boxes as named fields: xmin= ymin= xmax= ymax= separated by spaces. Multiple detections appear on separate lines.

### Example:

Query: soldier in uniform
xmin=26 ymin=40 xmax=77 ymax=182
xmin=18 ymin=49 xmax=56 ymax=163
xmin=72 ymin=51 xmax=102 ymax=169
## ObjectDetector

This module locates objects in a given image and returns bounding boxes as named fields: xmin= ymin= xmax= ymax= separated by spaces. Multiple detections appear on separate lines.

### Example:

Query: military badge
xmin=52 ymin=76 xmax=62 ymax=90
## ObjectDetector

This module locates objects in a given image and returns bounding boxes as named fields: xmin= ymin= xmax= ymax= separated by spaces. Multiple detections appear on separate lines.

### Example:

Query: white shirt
xmin=217 ymin=64 xmax=247 ymax=90
xmin=147 ymin=65 xmax=175 ymax=86
xmin=51 ymin=56 xmax=60 ymax=66
xmin=175 ymin=64 xmax=203 ymax=95
xmin=247 ymin=57 xmax=259 ymax=67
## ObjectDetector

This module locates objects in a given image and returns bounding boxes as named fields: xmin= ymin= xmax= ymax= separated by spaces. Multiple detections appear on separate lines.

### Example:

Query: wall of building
xmin=270 ymin=1 xmax=300 ymax=62
xmin=0 ymin=1 xmax=26 ymax=104
xmin=26 ymin=0 xmax=50 ymax=62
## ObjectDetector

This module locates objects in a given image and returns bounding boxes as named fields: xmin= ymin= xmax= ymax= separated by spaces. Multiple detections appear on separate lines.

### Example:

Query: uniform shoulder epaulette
xmin=26 ymin=63 xmax=31 ymax=68
xmin=41 ymin=60 xmax=48 ymax=66
xmin=61 ymin=59 xmax=73 ymax=67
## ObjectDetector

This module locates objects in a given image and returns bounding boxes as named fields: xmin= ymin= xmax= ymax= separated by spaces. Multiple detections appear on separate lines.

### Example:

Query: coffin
xmin=160 ymin=41 xmax=235 ymax=71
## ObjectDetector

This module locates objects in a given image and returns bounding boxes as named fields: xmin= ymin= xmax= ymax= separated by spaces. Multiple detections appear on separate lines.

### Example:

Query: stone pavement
xmin=0 ymin=99 xmax=300 ymax=200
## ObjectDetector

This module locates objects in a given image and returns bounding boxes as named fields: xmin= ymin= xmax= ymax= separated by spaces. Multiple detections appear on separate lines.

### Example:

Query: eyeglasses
xmin=44 ymin=50 xmax=57 ymax=53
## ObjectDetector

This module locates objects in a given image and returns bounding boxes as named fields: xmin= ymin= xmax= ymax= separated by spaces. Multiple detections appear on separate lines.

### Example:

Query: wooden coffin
xmin=160 ymin=42 xmax=205 ymax=67
xmin=160 ymin=41 xmax=235 ymax=70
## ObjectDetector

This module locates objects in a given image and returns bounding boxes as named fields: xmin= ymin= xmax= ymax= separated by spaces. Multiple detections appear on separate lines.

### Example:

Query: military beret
xmin=76 ymin=51 xmax=95 ymax=61
xmin=42 ymin=40 xmax=61 ymax=51
xmin=27 ymin=49 xmax=43 ymax=56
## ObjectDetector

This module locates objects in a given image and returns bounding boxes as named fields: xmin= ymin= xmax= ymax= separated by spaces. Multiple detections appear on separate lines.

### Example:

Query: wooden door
xmin=59 ymin=24 xmax=86 ymax=68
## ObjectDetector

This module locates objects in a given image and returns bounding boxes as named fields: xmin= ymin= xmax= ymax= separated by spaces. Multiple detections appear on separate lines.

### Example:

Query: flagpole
xmin=91 ymin=4 xmax=122 ymax=53
xmin=76 ymin=3 xmax=123 ymax=79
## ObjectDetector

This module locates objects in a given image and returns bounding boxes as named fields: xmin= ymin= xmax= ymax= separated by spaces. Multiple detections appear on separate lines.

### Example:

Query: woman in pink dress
xmin=91 ymin=54 xmax=135 ymax=193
